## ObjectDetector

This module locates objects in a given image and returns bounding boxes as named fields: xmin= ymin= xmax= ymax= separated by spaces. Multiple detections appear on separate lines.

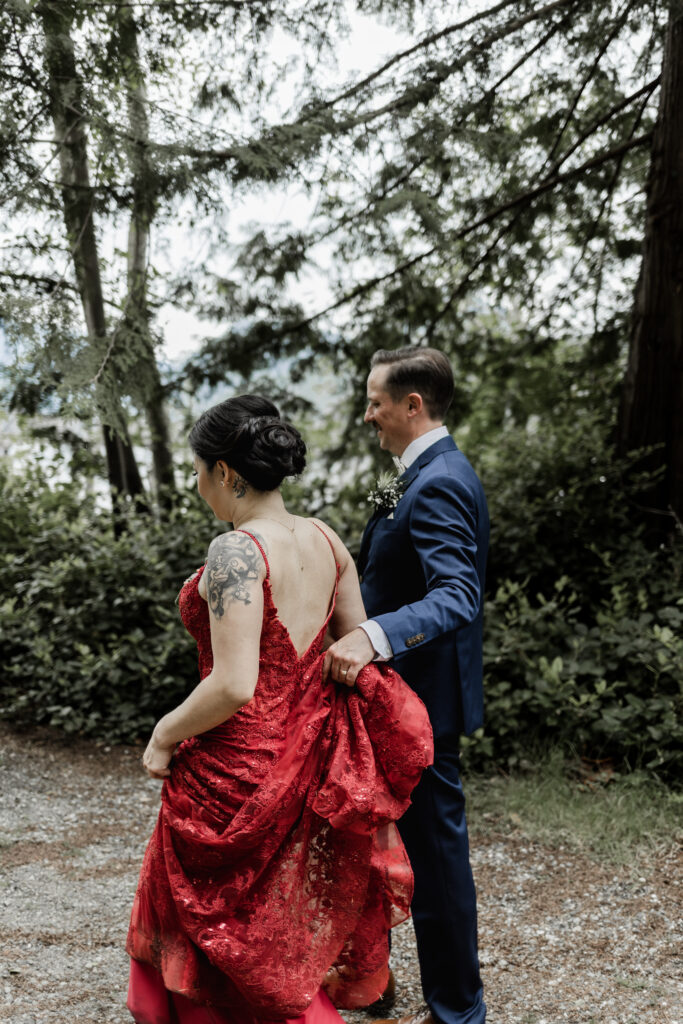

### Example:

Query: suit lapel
xmin=359 ymin=436 xmax=458 ymax=573
xmin=358 ymin=508 xmax=384 ymax=574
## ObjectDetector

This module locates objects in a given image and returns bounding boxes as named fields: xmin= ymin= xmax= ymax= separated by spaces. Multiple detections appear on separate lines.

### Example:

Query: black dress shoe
xmin=366 ymin=969 xmax=397 ymax=1017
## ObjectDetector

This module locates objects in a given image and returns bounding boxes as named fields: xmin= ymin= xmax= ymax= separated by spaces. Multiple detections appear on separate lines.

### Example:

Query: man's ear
xmin=406 ymin=392 xmax=423 ymax=417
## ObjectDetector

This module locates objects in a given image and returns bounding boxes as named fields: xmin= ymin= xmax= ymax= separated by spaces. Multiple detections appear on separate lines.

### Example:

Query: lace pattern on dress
xmin=128 ymin=530 xmax=433 ymax=1018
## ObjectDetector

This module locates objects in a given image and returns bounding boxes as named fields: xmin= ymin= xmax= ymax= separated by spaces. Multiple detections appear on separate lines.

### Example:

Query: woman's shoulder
xmin=207 ymin=529 xmax=269 ymax=575
xmin=308 ymin=518 xmax=350 ymax=568
xmin=200 ymin=531 xmax=269 ymax=617
xmin=308 ymin=516 xmax=340 ymax=546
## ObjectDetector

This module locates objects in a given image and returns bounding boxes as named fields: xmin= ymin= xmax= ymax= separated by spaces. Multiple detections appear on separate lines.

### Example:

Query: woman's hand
xmin=142 ymin=727 xmax=176 ymax=779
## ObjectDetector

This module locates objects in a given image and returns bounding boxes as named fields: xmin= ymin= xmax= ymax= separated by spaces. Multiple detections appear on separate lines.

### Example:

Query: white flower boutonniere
xmin=367 ymin=471 xmax=404 ymax=513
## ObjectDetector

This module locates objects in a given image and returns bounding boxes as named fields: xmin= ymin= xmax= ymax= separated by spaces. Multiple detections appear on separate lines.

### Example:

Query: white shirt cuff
xmin=359 ymin=620 xmax=393 ymax=662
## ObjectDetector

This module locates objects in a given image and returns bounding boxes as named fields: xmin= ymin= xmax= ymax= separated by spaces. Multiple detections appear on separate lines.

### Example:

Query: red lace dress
xmin=126 ymin=528 xmax=433 ymax=1024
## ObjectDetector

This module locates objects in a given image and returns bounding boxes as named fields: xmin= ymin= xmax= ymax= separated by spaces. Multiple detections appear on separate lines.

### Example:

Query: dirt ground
xmin=0 ymin=723 xmax=681 ymax=1024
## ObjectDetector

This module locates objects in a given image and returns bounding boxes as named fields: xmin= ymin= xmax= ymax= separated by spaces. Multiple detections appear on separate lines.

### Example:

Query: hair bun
xmin=230 ymin=413 xmax=306 ymax=489
xmin=251 ymin=419 xmax=306 ymax=480
xmin=189 ymin=395 xmax=306 ymax=491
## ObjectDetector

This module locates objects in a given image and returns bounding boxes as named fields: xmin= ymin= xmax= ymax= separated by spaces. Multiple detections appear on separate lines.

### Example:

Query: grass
xmin=466 ymin=750 xmax=683 ymax=865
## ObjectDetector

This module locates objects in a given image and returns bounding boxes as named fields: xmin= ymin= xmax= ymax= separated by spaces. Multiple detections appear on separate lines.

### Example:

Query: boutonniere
xmin=367 ymin=471 xmax=404 ymax=513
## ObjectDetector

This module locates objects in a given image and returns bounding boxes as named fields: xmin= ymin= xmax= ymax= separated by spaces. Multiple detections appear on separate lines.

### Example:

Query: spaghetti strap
xmin=236 ymin=529 xmax=270 ymax=580
xmin=310 ymin=521 xmax=340 ymax=574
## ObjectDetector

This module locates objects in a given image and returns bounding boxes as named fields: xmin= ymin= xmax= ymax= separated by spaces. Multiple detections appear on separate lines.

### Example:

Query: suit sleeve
xmin=371 ymin=472 xmax=482 ymax=656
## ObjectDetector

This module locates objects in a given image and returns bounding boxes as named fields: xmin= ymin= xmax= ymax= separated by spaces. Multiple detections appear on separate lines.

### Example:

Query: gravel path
xmin=0 ymin=724 xmax=680 ymax=1024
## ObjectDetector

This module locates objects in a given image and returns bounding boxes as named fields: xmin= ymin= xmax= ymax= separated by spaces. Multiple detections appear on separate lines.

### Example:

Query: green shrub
xmin=466 ymin=572 xmax=683 ymax=776
xmin=481 ymin=408 xmax=659 ymax=600
xmin=0 ymin=469 xmax=218 ymax=741
xmin=462 ymin=408 xmax=683 ymax=779
xmin=1 ymin=404 xmax=681 ymax=784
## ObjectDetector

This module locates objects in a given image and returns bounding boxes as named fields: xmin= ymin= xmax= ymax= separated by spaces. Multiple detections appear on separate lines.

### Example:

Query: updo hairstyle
xmin=189 ymin=395 xmax=306 ymax=491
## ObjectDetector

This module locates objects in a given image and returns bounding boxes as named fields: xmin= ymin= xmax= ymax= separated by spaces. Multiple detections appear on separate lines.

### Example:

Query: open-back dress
xmin=126 ymin=526 xmax=433 ymax=1024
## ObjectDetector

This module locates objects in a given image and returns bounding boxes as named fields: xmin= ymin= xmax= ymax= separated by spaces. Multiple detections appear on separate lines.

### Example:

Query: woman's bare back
xmin=198 ymin=516 xmax=363 ymax=657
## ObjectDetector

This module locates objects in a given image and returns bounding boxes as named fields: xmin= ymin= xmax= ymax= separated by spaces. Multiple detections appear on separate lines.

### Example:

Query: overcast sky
xmin=155 ymin=8 xmax=412 ymax=364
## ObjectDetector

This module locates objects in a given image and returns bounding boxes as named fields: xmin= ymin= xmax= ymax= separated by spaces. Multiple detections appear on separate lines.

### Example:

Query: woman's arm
xmin=143 ymin=531 xmax=265 ymax=778
xmin=327 ymin=549 xmax=367 ymax=640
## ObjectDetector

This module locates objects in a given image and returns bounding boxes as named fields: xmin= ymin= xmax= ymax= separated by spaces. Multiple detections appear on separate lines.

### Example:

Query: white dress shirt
xmin=359 ymin=426 xmax=450 ymax=660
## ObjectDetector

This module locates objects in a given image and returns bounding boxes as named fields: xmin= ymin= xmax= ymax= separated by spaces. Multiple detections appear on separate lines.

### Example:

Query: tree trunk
xmin=119 ymin=7 xmax=176 ymax=504
xmin=618 ymin=6 xmax=683 ymax=535
xmin=39 ymin=1 xmax=146 ymax=510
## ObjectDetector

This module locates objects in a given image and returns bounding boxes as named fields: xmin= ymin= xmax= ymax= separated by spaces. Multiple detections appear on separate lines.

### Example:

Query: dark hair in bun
xmin=189 ymin=394 xmax=306 ymax=491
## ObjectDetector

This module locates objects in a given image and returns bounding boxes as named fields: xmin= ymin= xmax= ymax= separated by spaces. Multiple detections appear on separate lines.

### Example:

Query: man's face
xmin=364 ymin=365 xmax=412 ymax=455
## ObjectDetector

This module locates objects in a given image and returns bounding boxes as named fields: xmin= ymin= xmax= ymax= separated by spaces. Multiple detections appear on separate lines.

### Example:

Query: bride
xmin=126 ymin=394 xmax=433 ymax=1024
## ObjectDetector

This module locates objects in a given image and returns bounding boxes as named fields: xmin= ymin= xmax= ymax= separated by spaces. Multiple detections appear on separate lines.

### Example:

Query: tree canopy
xmin=0 ymin=0 xmax=342 ymax=500
xmin=1 ymin=0 xmax=682 ymax=528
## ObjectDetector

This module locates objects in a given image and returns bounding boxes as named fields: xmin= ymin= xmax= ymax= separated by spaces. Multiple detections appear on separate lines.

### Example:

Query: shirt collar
xmin=400 ymin=425 xmax=449 ymax=469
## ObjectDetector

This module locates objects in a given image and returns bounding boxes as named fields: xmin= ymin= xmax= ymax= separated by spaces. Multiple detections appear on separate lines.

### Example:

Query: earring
xmin=221 ymin=481 xmax=225 ymax=487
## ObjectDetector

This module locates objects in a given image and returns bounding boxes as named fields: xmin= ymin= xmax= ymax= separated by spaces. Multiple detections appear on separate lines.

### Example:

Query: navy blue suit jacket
xmin=359 ymin=437 xmax=489 ymax=740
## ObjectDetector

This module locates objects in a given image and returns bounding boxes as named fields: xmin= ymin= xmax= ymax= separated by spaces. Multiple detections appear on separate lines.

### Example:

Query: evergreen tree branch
xmin=0 ymin=269 xmax=126 ymax=311
xmin=448 ymin=132 xmax=654 ymax=249
xmin=573 ymin=90 xmax=653 ymax=333
xmin=543 ymin=0 xmax=638 ymax=169
xmin=0 ymin=271 xmax=78 ymax=294
xmin=9 ymin=2 xmax=578 ymax=210
xmin=428 ymin=68 xmax=657 ymax=336
xmin=1 ymin=103 xmax=50 ymax=154
xmin=124 ymin=0 xmax=584 ymax=177
xmin=307 ymin=0 xmax=525 ymax=112
xmin=256 ymin=11 xmax=575 ymax=260
xmin=8 ymin=13 xmax=46 ymax=93
xmin=486 ymin=10 xmax=571 ymax=101
xmin=0 ymin=116 xmax=86 ymax=205
xmin=280 ymin=248 xmax=439 ymax=334
xmin=83 ymin=1 xmax=253 ymax=8
xmin=308 ymin=150 xmax=434 ymax=250
xmin=34 ymin=0 xmax=583 ymax=196
xmin=324 ymin=0 xmax=588 ymax=135
xmin=286 ymin=130 xmax=654 ymax=334
xmin=426 ymin=213 xmax=520 ymax=340
xmin=547 ymin=77 xmax=660 ymax=179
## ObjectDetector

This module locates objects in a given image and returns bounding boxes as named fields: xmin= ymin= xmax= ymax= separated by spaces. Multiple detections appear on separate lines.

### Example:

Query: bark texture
xmin=618 ymin=6 xmax=683 ymax=532
xmin=39 ymin=1 xmax=145 ymax=506
xmin=119 ymin=8 xmax=176 ymax=501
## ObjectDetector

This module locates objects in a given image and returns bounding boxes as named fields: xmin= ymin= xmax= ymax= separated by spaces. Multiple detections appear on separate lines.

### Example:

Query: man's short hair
xmin=370 ymin=347 xmax=454 ymax=419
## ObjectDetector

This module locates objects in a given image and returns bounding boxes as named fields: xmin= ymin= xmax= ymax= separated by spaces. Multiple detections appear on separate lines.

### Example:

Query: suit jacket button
xmin=406 ymin=633 xmax=425 ymax=647
xmin=358 ymin=574 xmax=364 ymax=583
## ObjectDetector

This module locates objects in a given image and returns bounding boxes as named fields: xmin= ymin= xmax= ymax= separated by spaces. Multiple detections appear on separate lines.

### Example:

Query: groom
xmin=323 ymin=347 xmax=489 ymax=1024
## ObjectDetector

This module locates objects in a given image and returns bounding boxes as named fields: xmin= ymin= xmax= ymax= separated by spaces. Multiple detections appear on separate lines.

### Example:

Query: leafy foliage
xmin=0 ymin=468 xmax=217 ymax=741
xmin=181 ymin=0 xmax=662 ymax=369
xmin=476 ymin=571 xmax=683 ymax=776
xmin=2 ymin=401 xmax=680 ymax=782
xmin=465 ymin=408 xmax=683 ymax=778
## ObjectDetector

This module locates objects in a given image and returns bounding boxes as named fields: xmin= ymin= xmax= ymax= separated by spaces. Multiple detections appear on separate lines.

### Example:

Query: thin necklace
xmin=237 ymin=513 xmax=305 ymax=571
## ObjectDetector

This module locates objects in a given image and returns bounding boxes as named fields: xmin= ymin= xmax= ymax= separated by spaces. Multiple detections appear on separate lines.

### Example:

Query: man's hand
xmin=322 ymin=627 xmax=375 ymax=686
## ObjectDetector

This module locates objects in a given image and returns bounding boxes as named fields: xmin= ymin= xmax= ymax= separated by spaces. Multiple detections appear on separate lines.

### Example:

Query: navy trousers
xmin=397 ymin=745 xmax=486 ymax=1024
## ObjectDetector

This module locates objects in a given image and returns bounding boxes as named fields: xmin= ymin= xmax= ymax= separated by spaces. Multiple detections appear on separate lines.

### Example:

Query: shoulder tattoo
xmin=206 ymin=531 xmax=266 ymax=617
